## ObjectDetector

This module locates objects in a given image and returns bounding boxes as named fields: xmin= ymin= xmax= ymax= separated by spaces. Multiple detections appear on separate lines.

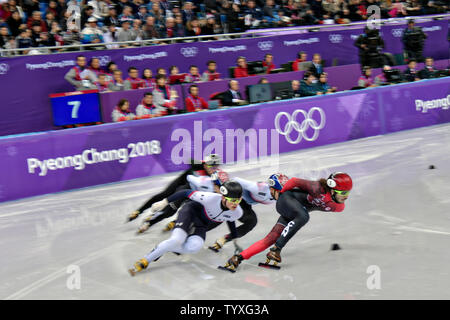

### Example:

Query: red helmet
xmin=326 ymin=172 xmax=352 ymax=191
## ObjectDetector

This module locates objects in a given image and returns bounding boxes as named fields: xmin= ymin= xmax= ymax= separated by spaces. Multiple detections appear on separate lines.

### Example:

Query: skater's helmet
xmin=268 ymin=173 xmax=289 ymax=191
xmin=326 ymin=172 xmax=352 ymax=191
xmin=203 ymin=153 xmax=222 ymax=166
xmin=220 ymin=181 xmax=243 ymax=199
xmin=211 ymin=170 xmax=229 ymax=186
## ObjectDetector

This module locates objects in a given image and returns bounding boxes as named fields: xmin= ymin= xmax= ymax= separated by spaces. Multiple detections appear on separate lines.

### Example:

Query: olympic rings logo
xmin=93 ymin=55 xmax=111 ymax=67
xmin=328 ymin=34 xmax=343 ymax=44
xmin=391 ymin=28 xmax=403 ymax=38
xmin=274 ymin=107 xmax=326 ymax=144
xmin=0 ymin=63 xmax=9 ymax=75
xmin=258 ymin=41 xmax=274 ymax=51
xmin=180 ymin=47 xmax=198 ymax=57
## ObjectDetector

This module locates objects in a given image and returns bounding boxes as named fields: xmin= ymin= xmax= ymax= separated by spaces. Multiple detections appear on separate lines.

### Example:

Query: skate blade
xmin=128 ymin=268 xmax=137 ymax=276
xmin=218 ymin=266 xmax=236 ymax=273
xmin=258 ymin=262 xmax=281 ymax=270
xmin=208 ymin=246 xmax=220 ymax=253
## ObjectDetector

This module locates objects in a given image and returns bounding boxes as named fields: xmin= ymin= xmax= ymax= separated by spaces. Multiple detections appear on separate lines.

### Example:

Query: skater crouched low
xmin=221 ymin=172 xmax=353 ymax=272
xmin=129 ymin=181 xmax=244 ymax=276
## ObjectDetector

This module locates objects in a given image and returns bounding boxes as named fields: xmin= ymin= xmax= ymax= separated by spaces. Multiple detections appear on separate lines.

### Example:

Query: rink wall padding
xmin=0 ymin=77 xmax=449 ymax=202
xmin=0 ymin=19 xmax=448 ymax=136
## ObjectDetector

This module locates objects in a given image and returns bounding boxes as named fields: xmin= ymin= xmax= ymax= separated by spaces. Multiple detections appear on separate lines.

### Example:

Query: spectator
xmin=38 ymin=32 xmax=56 ymax=50
xmin=316 ymin=72 xmax=337 ymax=93
xmin=88 ymin=57 xmax=104 ymax=81
xmin=357 ymin=66 xmax=377 ymax=88
xmin=24 ymin=0 xmax=40 ymax=18
xmin=169 ymin=65 xmax=186 ymax=84
xmin=3 ymin=36 xmax=18 ymax=56
xmin=201 ymin=16 xmax=216 ymax=36
xmin=108 ymin=69 xmax=126 ymax=91
xmin=94 ymin=73 xmax=111 ymax=92
xmin=81 ymin=5 xmax=96 ymax=29
xmin=185 ymin=85 xmax=208 ymax=112
xmin=156 ymin=68 xmax=166 ymax=77
xmin=136 ymin=92 xmax=161 ymax=118
xmin=174 ymin=15 xmax=186 ymax=37
xmin=288 ymin=79 xmax=302 ymax=98
xmin=136 ymin=5 xmax=149 ymax=23
xmin=234 ymin=56 xmax=249 ymax=78
xmin=374 ymin=65 xmax=391 ymax=86
xmin=142 ymin=16 xmax=160 ymax=40
xmin=103 ymin=24 xmax=119 ymax=49
xmin=27 ymin=11 xmax=47 ymax=32
xmin=0 ymin=26 xmax=9 ymax=49
xmin=142 ymin=68 xmax=155 ymax=88
xmin=263 ymin=0 xmax=281 ymax=27
xmin=7 ymin=10 xmax=22 ymax=37
xmin=201 ymin=60 xmax=221 ymax=82
xmin=118 ymin=5 xmax=135 ymax=25
xmin=152 ymin=74 xmax=178 ymax=114
xmin=104 ymin=7 xmax=119 ymax=26
xmin=262 ymin=53 xmax=276 ymax=74
xmin=124 ymin=66 xmax=144 ymax=90
xmin=105 ymin=61 xmax=118 ymax=82
xmin=227 ymin=3 xmax=245 ymax=33
xmin=300 ymin=71 xmax=322 ymax=96
xmin=221 ymin=79 xmax=246 ymax=106
xmin=49 ymin=21 xmax=64 ymax=47
xmin=308 ymin=53 xmax=324 ymax=77
xmin=403 ymin=59 xmax=420 ymax=82
xmin=184 ymin=65 xmax=201 ymax=83
xmin=64 ymin=55 xmax=97 ymax=90
xmin=160 ymin=17 xmax=177 ymax=38
xmin=30 ymin=22 xmax=42 ymax=47
xmin=112 ymin=98 xmax=136 ymax=122
xmin=116 ymin=20 xmax=136 ymax=46
xmin=182 ymin=1 xmax=196 ymax=24
xmin=186 ymin=18 xmax=202 ymax=37
xmin=81 ymin=17 xmax=104 ymax=46
xmin=402 ymin=19 xmax=427 ymax=63
xmin=292 ymin=51 xmax=309 ymax=71
xmin=244 ymin=0 xmax=264 ymax=29
xmin=419 ymin=57 xmax=439 ymax=79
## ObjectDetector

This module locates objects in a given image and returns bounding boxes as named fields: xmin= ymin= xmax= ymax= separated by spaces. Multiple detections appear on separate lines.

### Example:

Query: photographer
xmin=354 ymin=27 xmax=385 ymax=68
xmin=402 ymin=19 xmax=427 ymax=63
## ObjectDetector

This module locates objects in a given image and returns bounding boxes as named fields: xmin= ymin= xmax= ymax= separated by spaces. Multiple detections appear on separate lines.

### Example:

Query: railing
xmin=1 ymin=13 xmax=448 ymax=57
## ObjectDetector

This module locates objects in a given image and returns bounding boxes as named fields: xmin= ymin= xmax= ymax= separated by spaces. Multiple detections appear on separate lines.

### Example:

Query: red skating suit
xmin=281 ymin=178 xmax=345 ymax=213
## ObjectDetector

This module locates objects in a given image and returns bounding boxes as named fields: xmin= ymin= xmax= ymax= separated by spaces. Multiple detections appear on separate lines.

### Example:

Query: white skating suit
xmin=233 ymin=177 xmax=275 ymax=206
xmin=183 ymin=191 xmax=243 ymax=223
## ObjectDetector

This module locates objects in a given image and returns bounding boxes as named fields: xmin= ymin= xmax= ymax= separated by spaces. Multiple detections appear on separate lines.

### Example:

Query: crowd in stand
xmin=1 ymin=0 xmax=448 ymax=54
xmin=61 ymin=47 xmax=448 ymax=123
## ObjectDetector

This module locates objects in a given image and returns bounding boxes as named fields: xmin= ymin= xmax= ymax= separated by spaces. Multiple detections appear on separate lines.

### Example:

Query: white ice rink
xmin=1 ymin=123 xmax=449 ymax=300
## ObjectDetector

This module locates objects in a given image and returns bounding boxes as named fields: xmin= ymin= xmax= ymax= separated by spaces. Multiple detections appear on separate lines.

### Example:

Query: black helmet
xmin=219 ymin=181 xmax=243 ymax=199
xmin=204 ymin=153 xmax=222 ymax=166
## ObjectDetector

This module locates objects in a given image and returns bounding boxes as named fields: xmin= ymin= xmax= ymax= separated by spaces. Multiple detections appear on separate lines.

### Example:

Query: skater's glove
xmin=151 ymin=198 xmax=168 ymax=212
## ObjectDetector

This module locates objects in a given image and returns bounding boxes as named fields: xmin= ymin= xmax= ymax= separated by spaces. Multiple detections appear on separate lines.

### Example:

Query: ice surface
xmin=1 ymin=123 xmax=449 ymax=300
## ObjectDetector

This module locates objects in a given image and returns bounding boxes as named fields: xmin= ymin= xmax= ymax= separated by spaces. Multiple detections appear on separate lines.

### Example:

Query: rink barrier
xmin=0 ymin=20 xmax=448 ymax=136
xmin=0 ymin=76 xmax=449 ymax=202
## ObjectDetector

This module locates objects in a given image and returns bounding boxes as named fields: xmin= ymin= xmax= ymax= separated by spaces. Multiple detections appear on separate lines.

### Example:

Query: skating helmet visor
xmin=224 ymin=196 xmax=242 ymax=204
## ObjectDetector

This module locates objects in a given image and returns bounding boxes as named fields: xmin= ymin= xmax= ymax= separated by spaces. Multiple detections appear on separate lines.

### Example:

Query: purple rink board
xmin=0 ymin=20 xmax=448 ymax=137
xmin=0 ymin=77 xmax=449 ymax=202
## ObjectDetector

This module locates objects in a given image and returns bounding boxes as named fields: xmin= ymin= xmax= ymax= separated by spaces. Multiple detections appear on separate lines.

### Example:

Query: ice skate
xmin=258 ymin=246 xmax=281 ymax=270
xmin=208 ymin=236 xmax=228 ymax=252
xmin=126 ymin=210 xmax=141 ymax=222
xmin=136 ymin=215 xmax=154 ymax=234
xmin=218 ymin=254 xmax=243 ymax=273
xmin=128 ymin=258 xmax=149 ymax=276
xmin=163 ymin=220 xmax=176 ymax=232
